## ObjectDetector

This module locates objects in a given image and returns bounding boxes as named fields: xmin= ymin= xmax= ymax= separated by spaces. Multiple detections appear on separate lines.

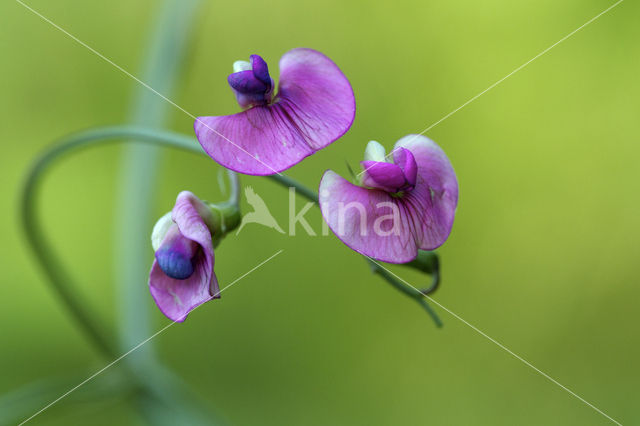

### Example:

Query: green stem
xmin=417 ymin=299 xmax=443 ymax=328
xmin=22 ymin=125 xmax=441 ymax=362
xmin=20 ymin=126 xmax=208 ymax=359
xmin=406 ymin=250 xmax=440 ymax=295
xmin=115 ymin=0 xmax=201 ymax=370
xmin=227 ymin=170 xmax=241 ymax=207
xmin=21 ymin=126 xmax=232 ymax=423
xmin=365 ymin=261 xmax=442 ymax=327
xmin=267 ymin=174 xmax=318 ymax=203
xmin=267 ymin=175 xmax=443 ymax=327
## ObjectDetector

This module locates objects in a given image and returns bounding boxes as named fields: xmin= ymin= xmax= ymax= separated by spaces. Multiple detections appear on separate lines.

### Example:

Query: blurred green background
xmin=1 ymin=0 xmax=639 ymax=424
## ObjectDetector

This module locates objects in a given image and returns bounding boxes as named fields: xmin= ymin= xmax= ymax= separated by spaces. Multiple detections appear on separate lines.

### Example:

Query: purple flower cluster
xmin=194 ymin=48 xmax=355 ymax=175
xmin=150 ymin=48 xmax=458 ymax=321
xmin=319 ymin=137 xmax=458 ymax=263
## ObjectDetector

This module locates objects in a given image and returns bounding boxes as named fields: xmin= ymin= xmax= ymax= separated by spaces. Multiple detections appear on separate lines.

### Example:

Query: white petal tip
xmin=151 ymin=212 xmax=174 ymax=251
xmin=233 ymin=60 xmax=252 ymax=73
xmin=363 ymin=140 xmax=387 ymax=163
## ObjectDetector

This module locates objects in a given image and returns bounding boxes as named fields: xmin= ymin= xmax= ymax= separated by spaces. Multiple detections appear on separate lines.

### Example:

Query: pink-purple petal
xmin=394 ymin=134 xmax=458 ymax=250
xmin=319 ymin=171 xmax=417 ymax=263
xmin=277 ymin=48 xmax=355 ymax=151
xmin=149 ymin=254 xmax=215 ymax=323
xmin=227 ymin=70 xmax=269 ymax=94
xmin=319 ymin=135 xmax=458 ymax=263
xmin=360 ymin=161 xmax=407 ymax=193
xmin=149 ymin=192 xmax=218 ymax=322
xmin=393 ymin=147 xmax=417 ymax=188
xmin=250 ymin=54 xmax=271 ymax=87
xmin=194 ymin=48 xmax=355 ymax=175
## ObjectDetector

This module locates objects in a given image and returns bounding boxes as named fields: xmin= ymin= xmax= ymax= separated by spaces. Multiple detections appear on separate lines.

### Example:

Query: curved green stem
xmin=421 ymin=268 xmax=440 ymax=296
xmin=266 ymin=175 xmax=443 ymax=327
xmin=366 ymin=260 xmax=442 ymax=327
xmin=406 ymin=250 xmax=440 ymax=296
xmin=227 ymin=170 xmax=241 ymax=207
xmin=21 ymin=126 xmax=215 ymax=358
xmin=22 ymin=125 xmax=441 ymax=359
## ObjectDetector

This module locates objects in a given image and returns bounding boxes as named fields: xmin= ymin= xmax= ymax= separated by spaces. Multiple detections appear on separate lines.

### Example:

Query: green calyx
xmin=203 ymin=201 xmax=242 ymax=247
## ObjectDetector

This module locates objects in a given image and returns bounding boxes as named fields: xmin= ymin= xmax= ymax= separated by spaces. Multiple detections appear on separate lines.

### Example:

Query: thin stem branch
xmin=406 ymin=250 xmax=440 ymax=296
xmin=227 ymin=170 xmax=241 ymax=207
xmin=267 ymin=174 xmax=318 ymax=203
xmin=267 ymin=175 xmax=443 ymax=327
xmin=421 ymin=266 xmax=440 ymax=296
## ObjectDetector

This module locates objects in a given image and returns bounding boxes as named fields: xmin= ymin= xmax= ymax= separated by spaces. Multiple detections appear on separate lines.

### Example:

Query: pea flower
xmin=149 ymin=191 xmax=239 ymax=322
xmin=319 ymin=135 xmax=458 ymax=263
xmin=194 ymin=48 xmax=356 ymax=176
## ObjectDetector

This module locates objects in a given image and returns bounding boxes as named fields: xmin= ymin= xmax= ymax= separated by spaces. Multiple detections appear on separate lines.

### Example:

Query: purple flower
xmin=149 ymin=191 xmax=218 ymax=322
xmin=194 ymin=48 xmax=356 ymax=176
xmin=319 ymin=135 xmax=458 ymax=263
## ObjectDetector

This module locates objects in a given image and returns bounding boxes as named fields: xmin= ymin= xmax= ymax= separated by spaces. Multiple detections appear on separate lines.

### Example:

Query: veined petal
xmin=394 ymin=134 xmax=458 ymax=250
xmin=149 ymin=191 xmax=218 ymax=322
xmin=195 ymin=48 xmax=355 ymax=176
xmin=319 ymin=135 xmax=458 ymax=263
xmin=149 ymin=253 xmax=215 ymax=322
xmin=171 ymin=191 xmax=215 ymax=249
xmin=276 ymin=48 xmax=355 ymax=150
xmin=319 ymin=171 xmax=416 ymax=263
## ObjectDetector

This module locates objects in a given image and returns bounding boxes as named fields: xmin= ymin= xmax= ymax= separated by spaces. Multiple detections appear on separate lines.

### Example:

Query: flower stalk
xmin=21 ymin=125 xmax=442 ymax=367
xmin=19 ymin=126 xmax=235 ymax=423
xmin=267 ymin=174 xmax=443 ymax=327
xmin=20 ymin=126 xmax=236 ymax=352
